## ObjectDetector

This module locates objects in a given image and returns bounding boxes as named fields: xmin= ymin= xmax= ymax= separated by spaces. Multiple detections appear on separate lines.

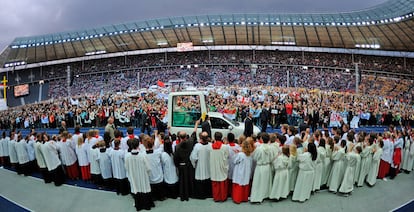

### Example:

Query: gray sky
xmin=0 ymin=0 xmax=387 ymax=51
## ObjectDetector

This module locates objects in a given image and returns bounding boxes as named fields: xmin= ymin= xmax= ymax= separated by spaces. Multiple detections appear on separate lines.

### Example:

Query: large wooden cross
xmin=1 ymin=76 xmax=7 ymax=100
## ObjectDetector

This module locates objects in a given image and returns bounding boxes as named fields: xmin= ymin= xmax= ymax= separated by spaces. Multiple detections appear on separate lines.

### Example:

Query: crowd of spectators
xmin=40 ymin=50 xmax=414 ymax=80
xmin=0 ymin=50 xmax=413 ymax=132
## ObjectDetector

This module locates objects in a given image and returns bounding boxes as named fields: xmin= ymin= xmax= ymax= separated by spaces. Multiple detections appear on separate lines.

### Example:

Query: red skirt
xmin=377 ymin=159 xmax=390 ymax=179
xmin=232 ymin=183 xmax=250 ymax=204
xmin=393 ymin=148 xmax=402 ymax=166
xmin=66 ymin=162 xmax=80 ymax=180
xmin=212 ymin=180 xmax=228 ymax=202
xmin=80 ymin=165 xmax=91 ymax=181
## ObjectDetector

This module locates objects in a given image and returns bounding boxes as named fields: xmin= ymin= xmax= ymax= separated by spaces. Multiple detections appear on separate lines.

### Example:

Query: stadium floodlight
xmin=241 ymin=21 xmax=246 ymax=25
xmin=194 ymin=64 xmax=199 ymax=68
xmin=272 ymin=41 xmax=296 ymax=45
xmin=200 ymin=23 xmax=204 ymax=26
xmin=202 ymin=39 xmax=214 ymax=43
xmin=187 ymin=65 xmax=191 ymax=69
xmin=345 ymin=69 xmax=350 ymax=72
xmin=157 ymin=41 xmax=168 ymax=46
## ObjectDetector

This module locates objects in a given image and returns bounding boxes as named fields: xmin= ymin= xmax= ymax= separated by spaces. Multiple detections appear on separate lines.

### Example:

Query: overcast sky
xmin=0 ymin=0 xmax=387 ymax=51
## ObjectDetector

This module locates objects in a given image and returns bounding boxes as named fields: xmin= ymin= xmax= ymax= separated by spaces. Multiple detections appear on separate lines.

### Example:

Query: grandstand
xmin=0 ymin=0 xmax=413 ymax=107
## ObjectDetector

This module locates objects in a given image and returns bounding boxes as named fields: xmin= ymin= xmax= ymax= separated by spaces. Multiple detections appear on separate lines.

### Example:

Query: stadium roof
xmin=2 ymin=0 xmax=414 ymax=67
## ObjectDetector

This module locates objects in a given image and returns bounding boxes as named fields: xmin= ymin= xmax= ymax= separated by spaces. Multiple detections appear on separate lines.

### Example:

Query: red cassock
xmin=377 ymin=159 xmax=390 ymax=179
xmin=393 ymin=148 xmax=402 ymax=166
xmin=232 ymin=183 xmax=250 ymax=204
xmin=66 ymin=162 xmax=80 ymax=180
xmin=80 ymin=165 xmax=91 ymax=181
xmin=212 ymin=180 xmax=228 ymax=202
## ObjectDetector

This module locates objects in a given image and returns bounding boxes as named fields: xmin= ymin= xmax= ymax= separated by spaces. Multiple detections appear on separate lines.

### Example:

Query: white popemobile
xmin=167 ymin=91 xmax=260 ymax=139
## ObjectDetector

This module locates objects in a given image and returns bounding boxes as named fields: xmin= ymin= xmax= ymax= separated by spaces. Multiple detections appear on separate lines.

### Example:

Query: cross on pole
xmin=1 ymin=76 xmax=7 ymax=101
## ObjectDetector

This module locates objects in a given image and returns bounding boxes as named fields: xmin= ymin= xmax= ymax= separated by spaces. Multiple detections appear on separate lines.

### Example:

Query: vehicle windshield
xmin=223 ymin=115 xmax=239 ymax=126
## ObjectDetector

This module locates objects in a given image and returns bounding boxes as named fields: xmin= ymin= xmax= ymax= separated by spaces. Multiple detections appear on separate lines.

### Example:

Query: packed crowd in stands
xmin=0 ymin=116 xmax=413 ymax=210
xmin=40 ymin=51 xmax=414 ymax=80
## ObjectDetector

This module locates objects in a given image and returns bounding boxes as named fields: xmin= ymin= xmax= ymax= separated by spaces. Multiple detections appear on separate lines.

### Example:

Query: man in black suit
xmin=260 ymin=104 xmax=270 ymax=132
xmin=201 ymin=115 xmax=212 ymax=139
xmin=244 ymin=112 xmax=254 ymax=137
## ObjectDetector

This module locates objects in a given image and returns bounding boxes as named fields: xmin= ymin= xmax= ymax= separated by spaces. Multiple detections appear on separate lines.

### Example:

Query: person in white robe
xmin=125 ymin=138 xmax=155 ymax=211
xmin=15 ymin=135 xmax=30 ymax=175
xmin=401 ymin=133 xmax=412 ymax=173
xmin=328 ymin=140 xmax=346 ymax=192
xmin=8 ymin=132 xmax=18 ymax=168
xmin=339 ymin=144 xmax=361 ymax=195
xmin=353 ymin=138 xmax=364 ymax=184
xmin=313 ymin=138 xmax=326 ymax=191
xmin=378 ymin=134 xmax=393 ymax=179
xmin=250 ymin=133 xmax=276 ymax=203
xmin=367 ymin=139 xmax=383 ymax=186
xmin=89 ymin=142 xmax=102 ymax=185
xmin=34 ymin=134 xmax=51 ymax=183
xmin=109 ymin=139 xmax=129 ymax=195
xmin=40 ymin=135 xmax=65 ymax=186
xmin=210 ymin=132 xmax=230 ymax=202
xmin=226 ymin=132 xmax=241 ymax=195
xmin=190 ymin=132 xmax=212 ymax=199
xmin=97 ymin=141 xmax=113 ymax=189
xmin=401 ymin=131 xmax=409 ymax=170
xmin=142 ymin=135 xmax=165 ymax=201
xmin=75 ymin=136 xmax=90 ymax=181
xmin=403 ymin=134 xmax=414 ymax=173
xmin=269 ymin=145 xmax=290 ymax=200
xmin=57 ymin=132 xmax=79 ymax=180
xmin=292 ymin=143 xmax=317 ymax=202
xmin=289 ymin=137 xmax=303 ymax=192
xmin=161 ymin=137 xmax=179 ymax=199
xmin=231 ymin=139 xmax=254 ymax=204
xmin=322 ymin=137 xmax=334 ymax=186
xmin=0 ymin=132 xmax=10 ymax=167
xmin=357 ymin=136 xmax=374 ymax=187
